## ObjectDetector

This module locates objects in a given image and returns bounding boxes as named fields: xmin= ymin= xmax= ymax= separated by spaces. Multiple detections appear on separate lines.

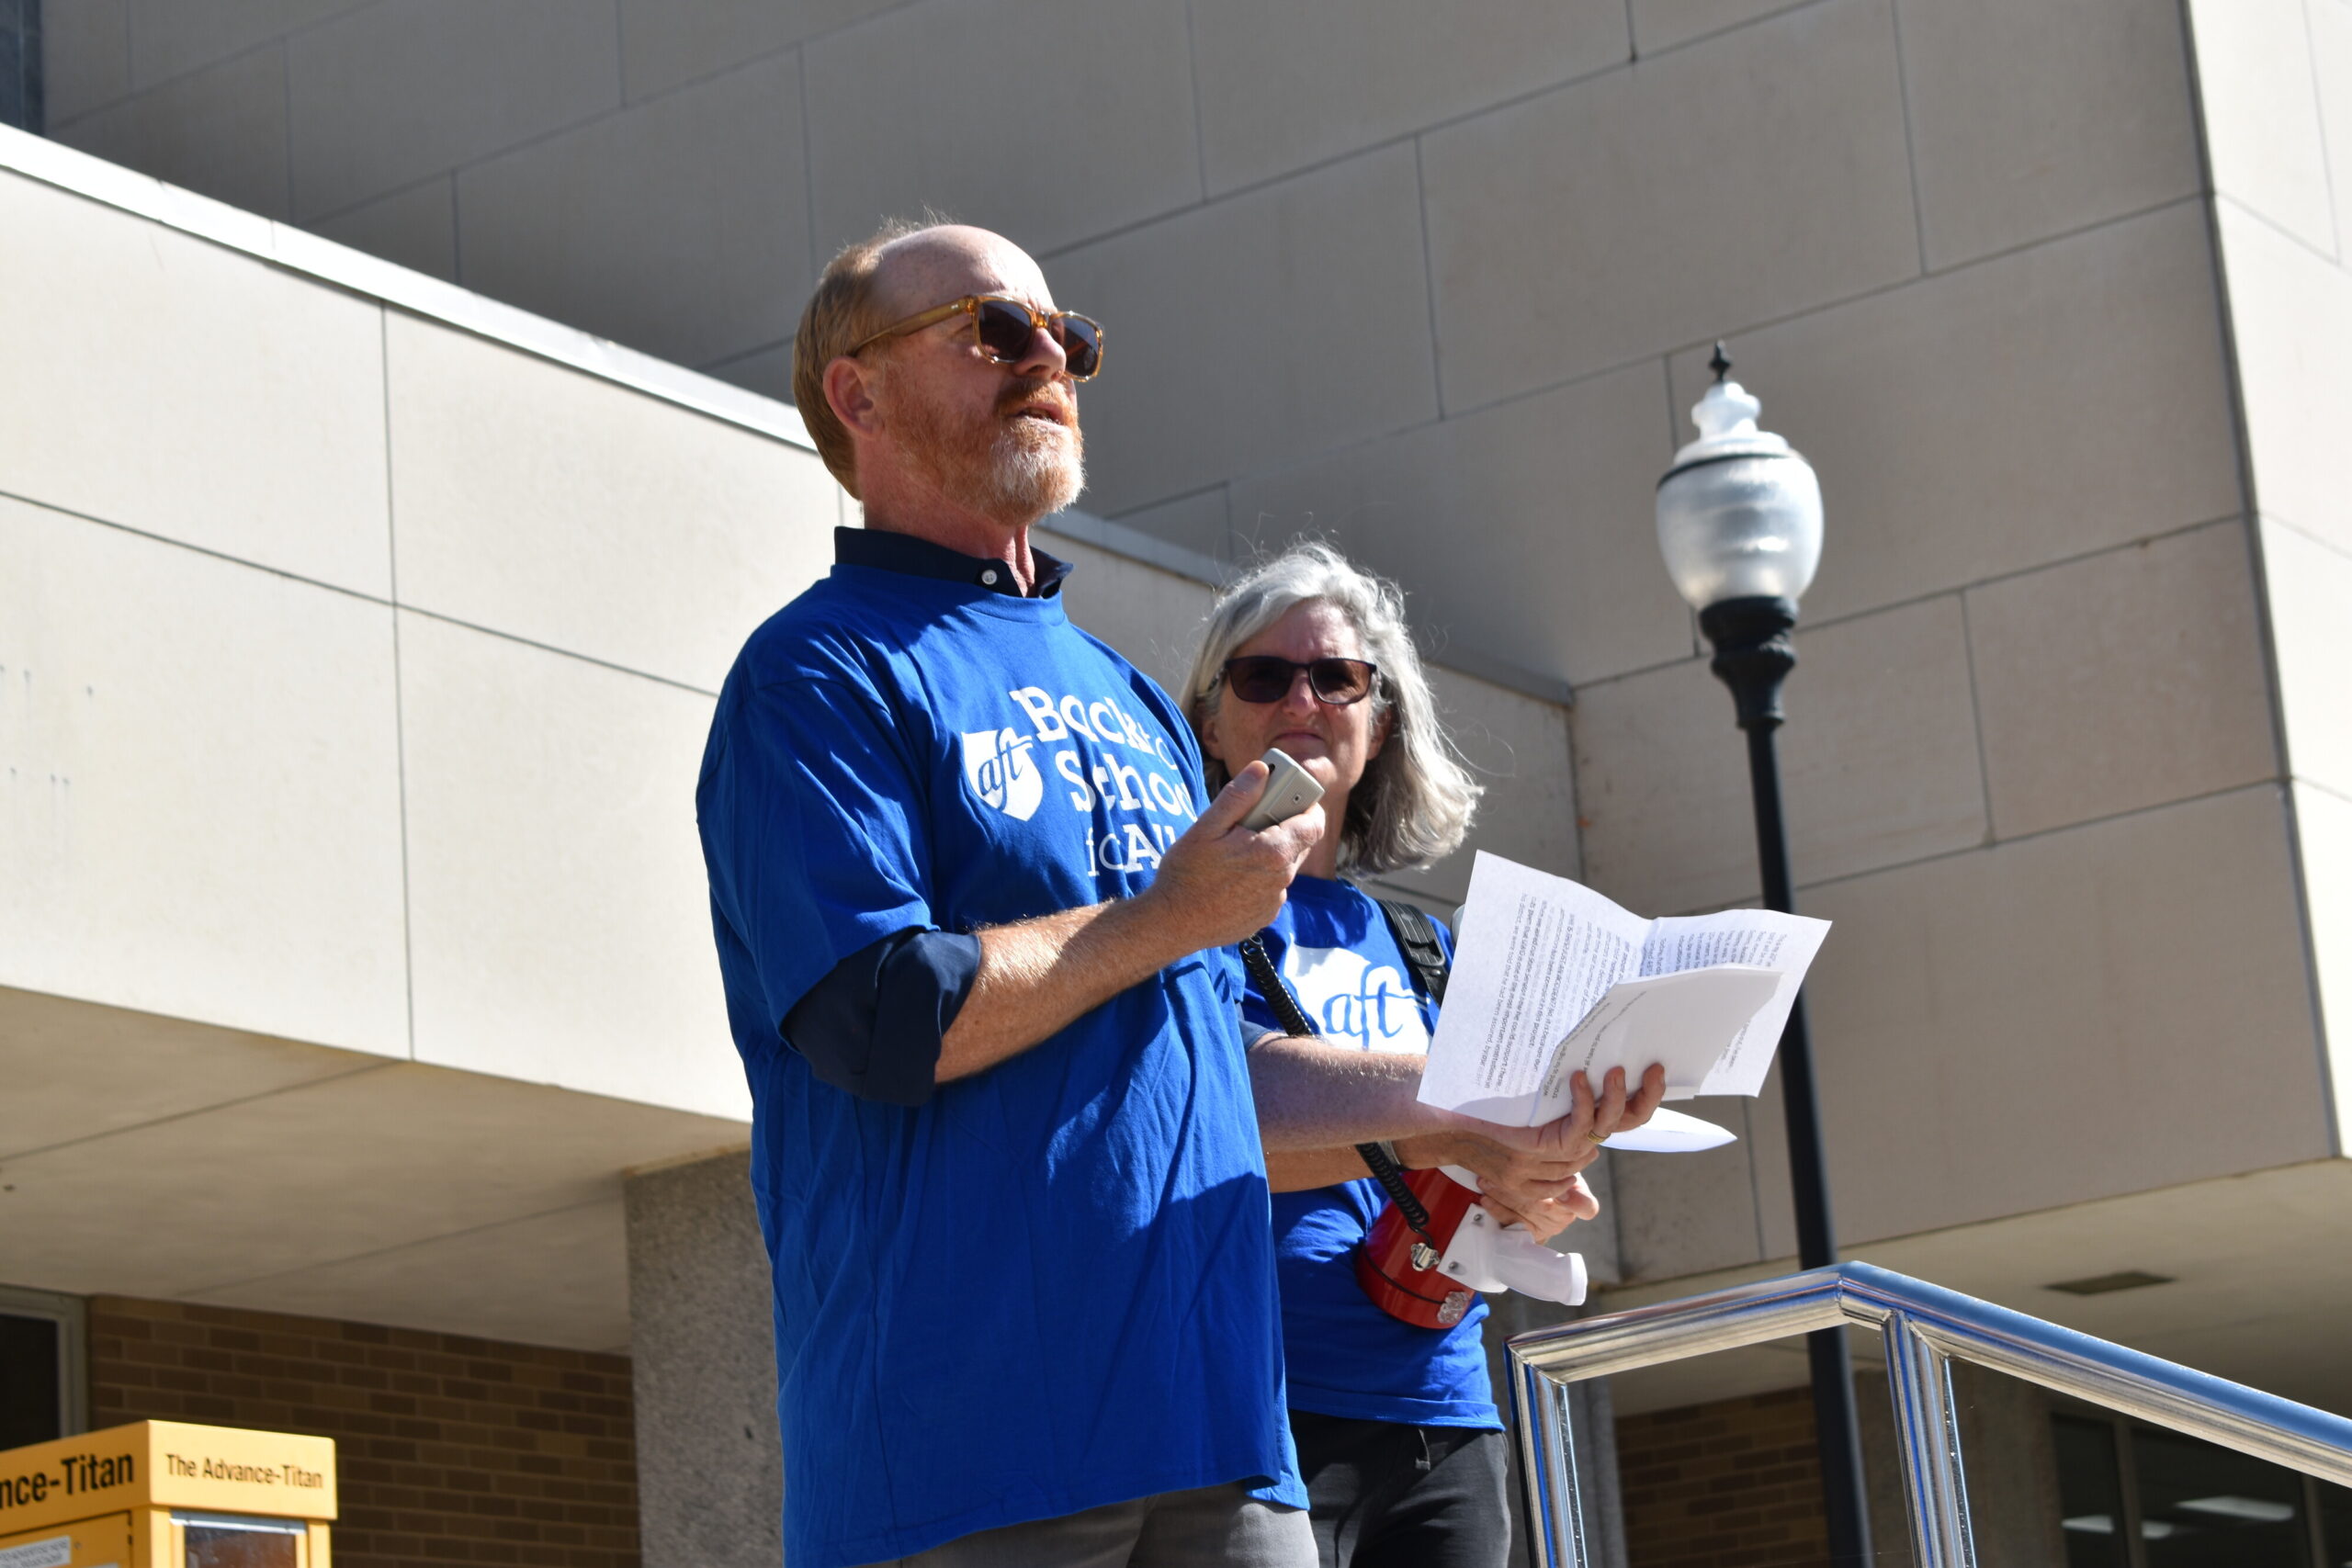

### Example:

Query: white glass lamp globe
xmin=1656 ymin=354 xmax=1824 ymax=612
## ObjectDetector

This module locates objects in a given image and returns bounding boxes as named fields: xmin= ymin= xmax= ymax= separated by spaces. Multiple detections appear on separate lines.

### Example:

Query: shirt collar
xmin=833 ymin=526 xmax=1071 ymax=599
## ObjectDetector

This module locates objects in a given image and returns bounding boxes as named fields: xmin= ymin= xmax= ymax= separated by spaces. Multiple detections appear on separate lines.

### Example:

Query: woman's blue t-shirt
xmin=697 ymin=563 xmax=1303 ymax=1568
xmin=1243 ymin=875 xmax=1501 ymax=1430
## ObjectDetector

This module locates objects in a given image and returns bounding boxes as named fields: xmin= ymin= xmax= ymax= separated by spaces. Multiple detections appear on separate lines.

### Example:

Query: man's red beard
xmin=893 ymin=374 xmax=1085 ymax=523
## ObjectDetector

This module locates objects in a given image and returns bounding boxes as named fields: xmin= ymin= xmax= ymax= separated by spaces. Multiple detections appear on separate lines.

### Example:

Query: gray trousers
xmin=878 ymin=1482 xmax=1317 ymax=1568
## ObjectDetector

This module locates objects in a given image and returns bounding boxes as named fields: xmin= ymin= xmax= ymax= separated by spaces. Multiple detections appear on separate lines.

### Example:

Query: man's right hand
xmin=1141 ymin=760 xmax=1325 ymax=950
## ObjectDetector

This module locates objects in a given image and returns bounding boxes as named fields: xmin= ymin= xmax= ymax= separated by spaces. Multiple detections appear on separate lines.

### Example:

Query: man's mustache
xmin=998 ymin=378 xmax=1076 ymax=425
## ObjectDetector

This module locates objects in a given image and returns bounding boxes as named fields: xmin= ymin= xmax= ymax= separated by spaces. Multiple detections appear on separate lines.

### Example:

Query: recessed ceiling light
xmin=2044 ymin=1270 xmax=2175 ymax=1296
xmin=2062 ymin=1515 xmax=2117 ymax=1535
xmin=2178 ymin=1495 xmax=2298 ymax=1523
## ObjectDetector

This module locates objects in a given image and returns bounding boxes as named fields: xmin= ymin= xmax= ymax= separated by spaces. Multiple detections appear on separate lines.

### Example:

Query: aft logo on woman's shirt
xmin=1283 ymin=945 xmax=1430 ymax=1054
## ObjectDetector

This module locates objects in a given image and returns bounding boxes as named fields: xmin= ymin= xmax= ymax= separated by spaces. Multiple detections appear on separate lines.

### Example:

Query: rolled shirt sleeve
xmin=782 ymin=927 xmax=982 ymax=1105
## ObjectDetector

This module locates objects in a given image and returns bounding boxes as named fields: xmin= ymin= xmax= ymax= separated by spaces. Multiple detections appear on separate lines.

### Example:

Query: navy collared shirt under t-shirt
xmin=695 ymin=532 xmax=1304 ymax=1568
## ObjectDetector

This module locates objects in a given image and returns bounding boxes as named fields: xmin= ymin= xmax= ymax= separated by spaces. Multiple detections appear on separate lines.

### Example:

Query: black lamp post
xmin=1656 ymin=344 xmax=1872 ymax=1565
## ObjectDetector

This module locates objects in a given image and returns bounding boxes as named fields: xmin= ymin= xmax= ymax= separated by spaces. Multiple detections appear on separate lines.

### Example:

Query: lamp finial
xmin=1709 ymin=341 xmax=1733 ymax=383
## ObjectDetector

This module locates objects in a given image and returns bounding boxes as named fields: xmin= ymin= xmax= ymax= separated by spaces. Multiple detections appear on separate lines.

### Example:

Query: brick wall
xmin=87 ymin=1297 xmax=639 ymax=1568
xmin=1615 ymin=1387 xmax=1830 ymax=1568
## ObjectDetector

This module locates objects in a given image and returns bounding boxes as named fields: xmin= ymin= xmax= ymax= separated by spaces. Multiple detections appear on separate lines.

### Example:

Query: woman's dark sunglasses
xmin=1219 ymin=656 xmax=1379 ymax=706
xmin=850 ymin=294 xmax=1104 ymax=380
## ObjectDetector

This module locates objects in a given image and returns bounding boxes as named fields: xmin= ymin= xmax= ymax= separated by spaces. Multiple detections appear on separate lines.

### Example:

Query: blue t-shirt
xmin=696 ymin=561 xmax=1304 ymax=1568
xmin=1241 ymin=876 xmax=1500 ymax=1430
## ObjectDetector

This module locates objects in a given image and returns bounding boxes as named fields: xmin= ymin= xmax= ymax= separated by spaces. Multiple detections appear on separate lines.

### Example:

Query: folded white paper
xmin=1601 ymin=1106 xmax=1738 ymax=1154
xmin=1420 ymin=852 xmax=1830 ymax=1129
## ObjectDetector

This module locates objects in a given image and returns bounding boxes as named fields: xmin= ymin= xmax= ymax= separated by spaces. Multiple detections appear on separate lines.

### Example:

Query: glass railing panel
xmin=2314 ymin=1480 xmax=2352 ymax=1568
xmin=2036 ymin=1405 xmax=2352 ymax=1568
xmin=2131 ymin=1421 xmax=2312 ymax=1567
xmin=1508 ymin=1265 xmax=2352 ymax=1568
xmin=2050 ymin=1411 xmax=2130 ymax=1567
xmin=1538 ymin=1332 xmax=1918 ymax=1566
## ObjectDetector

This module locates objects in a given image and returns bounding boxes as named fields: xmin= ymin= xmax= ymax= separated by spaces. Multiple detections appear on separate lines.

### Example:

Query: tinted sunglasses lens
xmin=1224 ymin=658 xmax=1295 ymax=704
xmin=973 ymin=299 xmax=1036 ymax=362
xmin=1310 ymin=660 xmax=1374 ymax=704
xmin=1056 ymin=314 xmax=1102 ymax=378
xmin=973 ymin=299 xmax=1102 ymax=377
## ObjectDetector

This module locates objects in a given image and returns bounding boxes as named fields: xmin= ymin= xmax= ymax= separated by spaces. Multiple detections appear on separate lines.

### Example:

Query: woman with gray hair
xmin=1183 ymin=542 xmax=1658 ymax=1568
xmin=1182 ymin=541 xmax=1479 ymax=874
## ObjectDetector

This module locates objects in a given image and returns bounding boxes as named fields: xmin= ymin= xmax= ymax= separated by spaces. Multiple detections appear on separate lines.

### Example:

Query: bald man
xmin=696 ymin=224 xmax=1609 ymax=1567
xmin=696 ymin=222 xmax=1325 ymax=1567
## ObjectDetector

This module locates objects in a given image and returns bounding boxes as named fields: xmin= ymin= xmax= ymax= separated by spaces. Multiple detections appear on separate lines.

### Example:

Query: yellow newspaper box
xmin=0 ymin=1422 xmax=334 ymax=1567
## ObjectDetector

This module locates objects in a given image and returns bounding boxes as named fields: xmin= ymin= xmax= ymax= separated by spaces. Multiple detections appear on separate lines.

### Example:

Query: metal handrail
xmin=1507 ymin=1260 xmax=2352 ymax=1568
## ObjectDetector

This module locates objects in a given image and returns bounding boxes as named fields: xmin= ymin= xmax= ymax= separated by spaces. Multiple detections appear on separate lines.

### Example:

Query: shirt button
xmin=980 ymin=569 xmax=999 ymax=586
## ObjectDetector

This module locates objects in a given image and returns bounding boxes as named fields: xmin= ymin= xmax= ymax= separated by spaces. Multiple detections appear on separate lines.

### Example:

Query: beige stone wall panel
xmin=1226 ymin=361 xmax=1691 ymax=688
xmin=1802 ymin=786 xmax=2325 ymax=1242
xmin=2260 ymin=520 xmax=2352 ymax=802
xmin=396 ymin=612 xmax=748 ymax=1120
xmin=1627 ymin=0 xmax=1810 ymax=56
xmin=124 ymin=0 xmax=363 ymax=90
xmin=0 ymin=497 xmax=409 ymax=1056
xmin=1664 ymin=201 xmax=2240 ymax=624
xmin=1045 ymin=144 xmax=1440 ymax=514
xmin=51 ymin=43 xmax=290 ymax=218
xmin=384 ymin=313 xmax=834 ymax=691
xmin=1572 ymin=654 xmax=1758 ymax=918
xmin=1042 ymin=529 xmax=1215 ymax=697
xmin=706 ymin=339 xmax=795 ymax=400
xmin=0 ymin=172 xmax=394 ymax=595
xmin=802 ymin=0 xmax=1201 ymax=262
xmin=2219 ymin=201 xmax=2352 ymax=552
xmin=1102 ymin=488 xmax=1235 ymax=570
xmin=1967 ymin=522 xmax=2278 ymax=840
xmin=2185 ymin=0 xmax=2342 ymax=256
xmin=1896 ymin=0 xmax=2201 ymax=267
xmin=1421 ymin=0 xmax=1920 ymax=412
xmin=1743 ymin=1065 xmax=1804 ymax=1261
xmin=1188 ymin=0 xmax=1629 ymax=194
xmin=306 ymin=173 xmax=456 ymax=280
xmin=285 ymin=0 xmax=621 ymax=220
xmin=2296 ymin=782 xmax=2352 ymax=1133
xmin=619 ymin=0 xmax=899 ymax=100
xmin=40 ymin=0 xmax=131 ymax=123
xmin=1610 ymin=1095 xmax=1769 ymax=1280
xmin=2312 ymin=0 xmax=2352 ymax=255
xmin=1375 ymin=665 xmax=1583 ymax=908
xmin=456 ymin=52 xmax=812 ymax=371
xmin=1574 ymin=595 xmax=1989 ymax=915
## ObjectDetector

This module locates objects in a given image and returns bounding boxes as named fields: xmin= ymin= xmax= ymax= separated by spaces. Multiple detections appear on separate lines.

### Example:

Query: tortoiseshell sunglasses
xmin=849 ymin=294 xmax=1104 ymax=380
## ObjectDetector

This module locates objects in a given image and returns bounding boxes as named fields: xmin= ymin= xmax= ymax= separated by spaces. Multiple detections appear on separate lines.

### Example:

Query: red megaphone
xmin=1355 ymin=1167 xmax=1589 ymax=1329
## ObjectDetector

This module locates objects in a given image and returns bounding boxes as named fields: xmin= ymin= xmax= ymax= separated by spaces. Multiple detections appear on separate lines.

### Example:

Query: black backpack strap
xmin=1238 ymin=931 xmax=1434 ymax=1243
xmin=1375 ymin=898 xmax=1451 ymax=1006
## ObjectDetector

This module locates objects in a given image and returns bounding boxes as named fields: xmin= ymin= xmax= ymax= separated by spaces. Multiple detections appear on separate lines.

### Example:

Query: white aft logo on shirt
xmin=954 ymin=684 xmax=1201 ymax=874
xmin=1283 ymin=944 xmax=1430 ymax=1055
xmin=960 ymin=728 xmax=1045 ymax=821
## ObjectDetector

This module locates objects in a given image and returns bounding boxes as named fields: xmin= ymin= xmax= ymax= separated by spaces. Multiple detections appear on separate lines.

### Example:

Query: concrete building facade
xmin=4 ymin=1 xmax=2349 ymax=1563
